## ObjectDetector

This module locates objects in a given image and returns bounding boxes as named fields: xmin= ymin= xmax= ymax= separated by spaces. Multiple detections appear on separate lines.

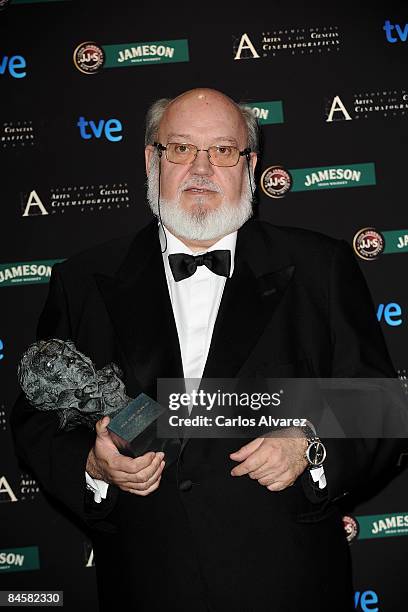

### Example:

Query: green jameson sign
xmin=382 ymin=229 xmax=408 ymax=254
xmin=0 ymin=259 xmax=64 ymax=287
xmin=290 ymin=162 xmax=376 ymax=192
xmin=0 ymin=547 xmax=40 ymax=573
xmin=357 ymin=513 xmax=408 ymax=540
xmin=103 ymin=39 xmax=189 ymax=68
xmin=245 ymin=101 xmax=284 ymax=125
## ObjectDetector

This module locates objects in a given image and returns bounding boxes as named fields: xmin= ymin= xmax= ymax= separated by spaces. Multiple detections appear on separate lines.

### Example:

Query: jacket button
xmin=179 ymin=479 xmax=192 ymax=492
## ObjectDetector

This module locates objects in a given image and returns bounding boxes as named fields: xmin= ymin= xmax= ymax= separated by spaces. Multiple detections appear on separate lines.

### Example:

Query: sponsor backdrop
xmin=1 ymin=0 xmax=407 ymax=610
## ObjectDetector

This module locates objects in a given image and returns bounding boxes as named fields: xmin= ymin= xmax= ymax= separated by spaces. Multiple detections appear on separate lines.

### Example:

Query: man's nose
xmin=189 ymin=149 xmax=214 ymax=176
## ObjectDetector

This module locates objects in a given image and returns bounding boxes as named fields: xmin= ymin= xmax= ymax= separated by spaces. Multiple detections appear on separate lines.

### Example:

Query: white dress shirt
xmin=85 ymin=224 xmax=325 ymax=502
xmin=162 ymin=225 xmax=236 ymax=381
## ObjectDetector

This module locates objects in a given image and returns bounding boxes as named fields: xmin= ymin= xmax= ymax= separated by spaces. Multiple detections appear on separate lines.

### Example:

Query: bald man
xmin=11 ymin=89 xmax=404 ymax=612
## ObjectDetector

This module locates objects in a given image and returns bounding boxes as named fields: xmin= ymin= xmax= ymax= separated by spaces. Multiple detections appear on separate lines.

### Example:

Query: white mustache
xmin=180 ymin=178 xmax=223 ymax=194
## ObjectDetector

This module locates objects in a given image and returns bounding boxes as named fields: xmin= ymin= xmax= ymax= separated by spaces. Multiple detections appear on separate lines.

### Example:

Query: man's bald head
xmin=166 ymin=87 xmax=240 ymax=112
xmin=144 ymin=88 xmax=259 ymax=153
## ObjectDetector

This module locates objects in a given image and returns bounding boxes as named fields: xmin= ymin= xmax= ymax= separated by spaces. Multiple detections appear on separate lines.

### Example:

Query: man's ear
xmin=145 ymin=144 xmax=154 ymax=176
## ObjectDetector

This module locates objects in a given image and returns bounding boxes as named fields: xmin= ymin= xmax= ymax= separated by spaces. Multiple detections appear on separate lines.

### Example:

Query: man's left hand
xmin=229 ymin=431 xmax=309 ymax=491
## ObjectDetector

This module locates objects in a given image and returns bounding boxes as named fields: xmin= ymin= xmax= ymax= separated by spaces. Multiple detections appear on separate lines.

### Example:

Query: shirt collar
xmin=159 ymin=223 xmax=237 ymax=277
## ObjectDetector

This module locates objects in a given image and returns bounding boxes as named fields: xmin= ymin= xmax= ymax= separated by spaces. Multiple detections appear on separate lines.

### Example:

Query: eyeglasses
xmin=153 ymin=141 xmax=251 ymax=167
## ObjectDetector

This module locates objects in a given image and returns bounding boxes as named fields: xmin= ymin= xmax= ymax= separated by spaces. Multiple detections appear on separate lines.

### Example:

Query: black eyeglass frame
xmin=153 ymin=141 xmax=251 ymax=167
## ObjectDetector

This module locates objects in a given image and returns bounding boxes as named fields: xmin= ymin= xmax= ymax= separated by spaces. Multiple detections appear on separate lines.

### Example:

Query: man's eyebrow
xmin=166 ymin=133 xmax=191 ymax=141
xmin=166 ymin=134 xmax=239 ymax=144
xmin=212 ymin=137 xmax=239 ymax=145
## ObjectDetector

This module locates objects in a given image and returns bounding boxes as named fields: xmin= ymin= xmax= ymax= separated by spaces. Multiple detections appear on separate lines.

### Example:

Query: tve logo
xmin=354 ymin=589 xmax=379 ymax=611
xmin=0 ymin=54 xmax=27 ymax=78
xmin=383 ymin=20 xmax=408 ymax=42
xmin=377 ymin=302 xmax=402 ymax=326
xmin=77 ymin=116 xmax=123 ymax=141
xmin=0 ymin=338 xmax=3 ymax=361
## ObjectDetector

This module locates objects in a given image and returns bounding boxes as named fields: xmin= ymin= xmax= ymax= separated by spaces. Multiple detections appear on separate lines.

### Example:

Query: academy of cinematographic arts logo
xmin=261 ymin=162 xmax=376 ymax=198
xmin=0 ymin=260 xmax=63 ymax=287
xmin=0 ymin=475 xmax=18 ymax=503
xmin=19 ymin=473 xmax=40 ymax=500
xmin=20 ymin=184 xmax=131 ymax=216
xmin=1 ymin=121 xmax=35 ymax=148
xmin=74 ymin=39 xmax=189 ymax=73
xmin=233 ymin=25 xmax=341 ymax=60
xmin=0 ymin=473 xmax=40 ymax=502
xmin=353 ymin=227 xmax=408 ymax=260
xmin=325 ymin=90 xmax=408 ymax=121
xmin=84 ymin=541 xmax=94 ymax=568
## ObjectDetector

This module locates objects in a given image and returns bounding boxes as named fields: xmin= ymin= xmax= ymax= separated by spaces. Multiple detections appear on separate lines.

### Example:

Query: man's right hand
xmin=86 ymin=416 xmax=165 ymax=496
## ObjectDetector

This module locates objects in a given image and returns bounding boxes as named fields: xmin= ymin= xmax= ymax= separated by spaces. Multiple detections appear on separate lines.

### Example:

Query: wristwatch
xmin=301 ymin=425 xmax=327 ymax=468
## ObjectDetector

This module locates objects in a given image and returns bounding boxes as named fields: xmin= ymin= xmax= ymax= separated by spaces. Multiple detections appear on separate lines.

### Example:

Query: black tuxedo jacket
xmin=11 ymin=218 xmax=405 ymax=612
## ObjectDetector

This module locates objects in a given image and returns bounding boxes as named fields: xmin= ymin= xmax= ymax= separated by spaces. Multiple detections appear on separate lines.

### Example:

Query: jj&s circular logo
xmin=342 ymin=515 xmax=359 ymax=543
xmin=353 ymin=227 xmax=384 ymax=261
xmin=260 ymin=165 xmax=292 ymax=198
xmin=73 ymin=42 xmax=105 ymax=74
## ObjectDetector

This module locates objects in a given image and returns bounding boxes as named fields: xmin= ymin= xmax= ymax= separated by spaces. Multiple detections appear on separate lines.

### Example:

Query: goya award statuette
xmin=18 ymin=338 xmax=179 ymax=464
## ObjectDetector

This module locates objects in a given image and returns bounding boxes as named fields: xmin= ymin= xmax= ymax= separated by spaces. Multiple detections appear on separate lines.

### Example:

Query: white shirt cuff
xmin=85 ymin=471 xmax=109 ymax=503
xmin=309 ymin=466 xmax=327 ymax=489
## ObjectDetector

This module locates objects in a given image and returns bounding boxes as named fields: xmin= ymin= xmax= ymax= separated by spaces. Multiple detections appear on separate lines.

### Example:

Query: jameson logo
xmin=0 ymin=260 xmax=64 ymax=287
xmin=104 ymin=39 xmax=189 ymax=68
xmin=290 ymin=163 xmax=376 ymax=192
xmin=382 ymin=229 xmax=408 ymax=254
xmin=354 ymin=227 xmax=408 ymax=260
xmin=245 ymin=101 xmax=284 ymax=125
xmin=396 ymin=234 xmax=408 ymax=250
xmin=0 ymin=547 xmax=40 ymax=573
xmin=357 ymin=513 xmax=408 ymax=539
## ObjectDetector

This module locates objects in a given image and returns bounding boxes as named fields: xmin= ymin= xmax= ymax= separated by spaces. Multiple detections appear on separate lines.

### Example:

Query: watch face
xmin=307 ymin=440 xmax=326 ymax=466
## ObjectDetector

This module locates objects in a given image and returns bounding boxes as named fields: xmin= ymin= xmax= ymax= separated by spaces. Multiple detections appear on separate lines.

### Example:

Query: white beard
xmin=146 ymin=154 xmax=254 ymax=241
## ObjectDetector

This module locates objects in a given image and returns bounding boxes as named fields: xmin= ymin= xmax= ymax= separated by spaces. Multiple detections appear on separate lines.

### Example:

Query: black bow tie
xmin=168 ymin=250 xmax=231 ymax=282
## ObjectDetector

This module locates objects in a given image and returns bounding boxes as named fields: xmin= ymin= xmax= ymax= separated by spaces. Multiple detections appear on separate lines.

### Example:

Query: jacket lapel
xmin=93 ymin=221 xmax=184 ymax=399
xmin=202 ymin=219 xmax=296 ymax=379
xmin=180 ymin=220 xmax=296 ymax=451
